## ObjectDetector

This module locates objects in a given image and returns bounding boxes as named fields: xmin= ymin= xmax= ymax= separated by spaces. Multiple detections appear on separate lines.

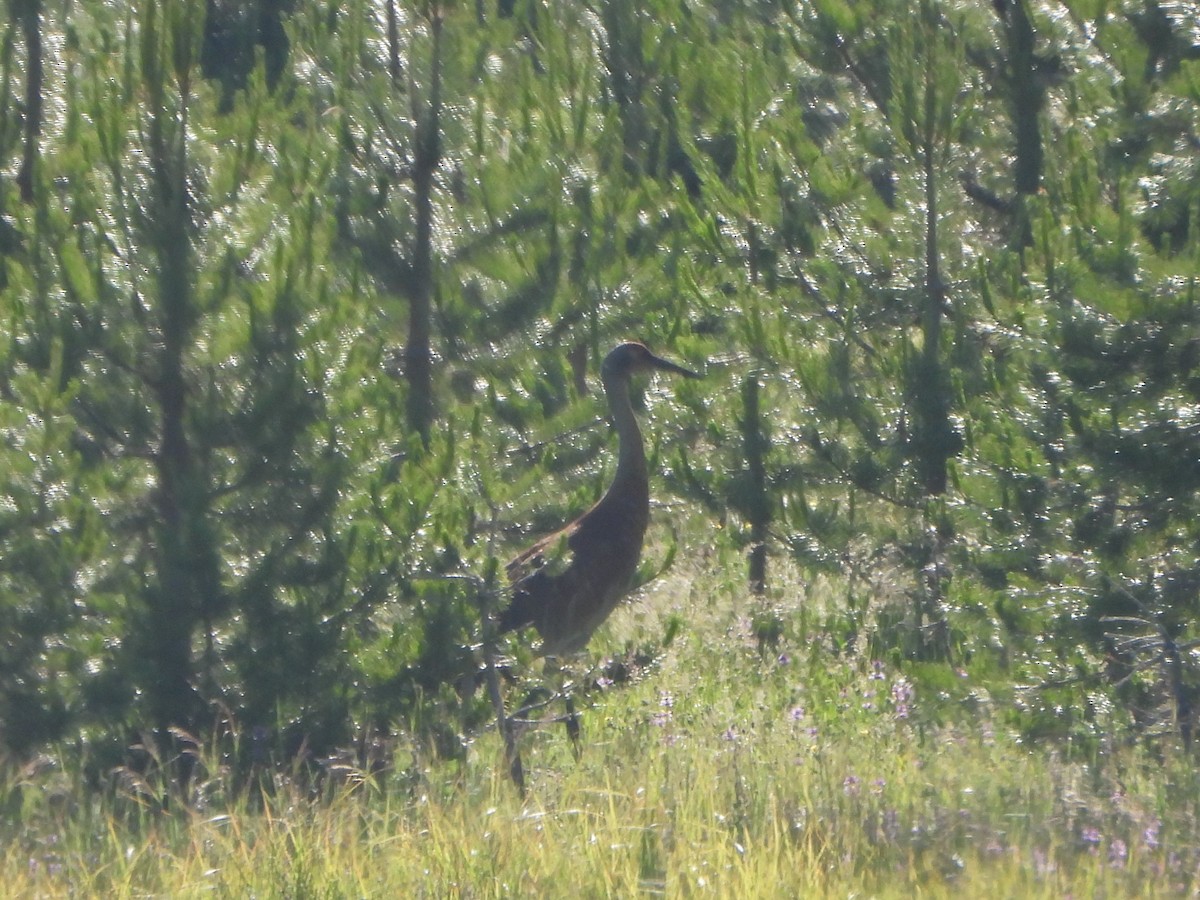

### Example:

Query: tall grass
xmin=5 ymin=554 xmax=1198 ymax=897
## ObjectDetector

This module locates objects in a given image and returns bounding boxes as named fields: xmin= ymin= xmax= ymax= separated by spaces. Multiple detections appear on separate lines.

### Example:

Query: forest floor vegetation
xmin=3 ymin=552 xmax=1196 ymax=898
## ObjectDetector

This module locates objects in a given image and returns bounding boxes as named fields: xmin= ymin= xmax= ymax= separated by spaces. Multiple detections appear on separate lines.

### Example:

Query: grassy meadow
xmin=3 ymin=542 xmax=1197 ymax=899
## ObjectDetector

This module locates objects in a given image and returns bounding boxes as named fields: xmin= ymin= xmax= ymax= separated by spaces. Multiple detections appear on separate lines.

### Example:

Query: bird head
xmin=601 ymin=342 xmax=701 ymax=382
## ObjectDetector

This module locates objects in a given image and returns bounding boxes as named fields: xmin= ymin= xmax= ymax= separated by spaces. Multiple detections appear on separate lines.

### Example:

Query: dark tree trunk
xmin=141 ymin=14 xmax=220 ymax=766
xmin=742 ymin=375 xmax=770 ymax=594
xmin=911 ymin=35 xmax=957 ymax=661
xmin=912 ymin=63 xmax=960 ymax=498
xmin=601 ymin=3 xmax=648 ymax=179
xmin=386 ymin=0 xmax=404 ymax=87
xmin=405 ymin=10 xmax=443 ymax=446
xmin=14 ymin=0 xmax=43 ymax=203
xmin=1003 ymin=0 xmax=1044 ymax=195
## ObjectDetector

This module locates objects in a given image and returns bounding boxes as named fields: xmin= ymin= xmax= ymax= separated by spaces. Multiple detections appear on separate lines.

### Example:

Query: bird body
xmin=498 ymin=342 xmax=698 ymax=656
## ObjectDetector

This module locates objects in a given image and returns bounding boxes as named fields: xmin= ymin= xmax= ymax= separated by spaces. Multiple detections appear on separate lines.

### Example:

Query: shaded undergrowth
xmin=4 ymin=559 xmax=1199 ymax=898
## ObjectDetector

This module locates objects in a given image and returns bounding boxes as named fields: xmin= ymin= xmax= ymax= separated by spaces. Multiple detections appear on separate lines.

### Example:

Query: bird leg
xmin=483 ymin=643 xmax=525 ymax=797
xmin=564 ymin=693 xmax=582 ymax=758
xmin=545 ymin=657 xmax=583 ymax=759
xmin=476 ymin=571 xmax=526 ymax=798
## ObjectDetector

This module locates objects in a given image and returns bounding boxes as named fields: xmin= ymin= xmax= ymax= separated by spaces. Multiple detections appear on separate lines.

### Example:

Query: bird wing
xmin=505 ymin=520 xmax=581 ymax=584
xmin=505 ymin=498 xmax=629 ymax=584
xmin=501 ymin=500 xmax=643 ymax=654
xmin=498 ymin=519 xmax=582 ymax=635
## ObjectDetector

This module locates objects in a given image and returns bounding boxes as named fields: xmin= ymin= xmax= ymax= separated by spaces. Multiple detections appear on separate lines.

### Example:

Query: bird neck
xmin=603 ymin=371 xmax=649 ymax=503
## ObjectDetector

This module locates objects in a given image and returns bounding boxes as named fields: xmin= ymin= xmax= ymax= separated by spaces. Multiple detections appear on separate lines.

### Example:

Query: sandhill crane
xmin=498 ymin=342 xmax=700 ymax=655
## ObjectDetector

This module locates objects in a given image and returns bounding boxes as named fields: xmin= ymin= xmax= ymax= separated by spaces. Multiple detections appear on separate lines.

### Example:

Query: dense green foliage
xmin=3 ymin=0 xmax=1200 ymax=787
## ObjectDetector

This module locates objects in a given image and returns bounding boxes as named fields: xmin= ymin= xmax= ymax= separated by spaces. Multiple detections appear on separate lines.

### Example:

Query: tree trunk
xmin=1004 ymin=0 xmax=1044 ymax=196
xmin=742 ymin=375 xmax=770 ymax=593
xmin=405 ymin=10 xmax=442 ymax=446
xmin=141 ymin=7 xmax=219 ymax=760
xmin=913 ymin=50 xmax=957 ymax=498
xmin=14 ymin=0 xmax=43 ymax=203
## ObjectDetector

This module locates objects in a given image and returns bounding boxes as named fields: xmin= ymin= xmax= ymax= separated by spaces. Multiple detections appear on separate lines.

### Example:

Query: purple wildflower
xmin=1109 ymin=838 xmax=1128 ymax=868
xmin=891 ymin=677 xmax=914 ymax=720
xmin=843 ymin=774 xmax=860 ymax=795
xmin=1143 ymin=818 xmax=1161 ymax=849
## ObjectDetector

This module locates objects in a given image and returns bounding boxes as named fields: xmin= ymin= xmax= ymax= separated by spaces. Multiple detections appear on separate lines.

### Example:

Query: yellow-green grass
xmin=4 ymin=557 xmax=1197 ymax=898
